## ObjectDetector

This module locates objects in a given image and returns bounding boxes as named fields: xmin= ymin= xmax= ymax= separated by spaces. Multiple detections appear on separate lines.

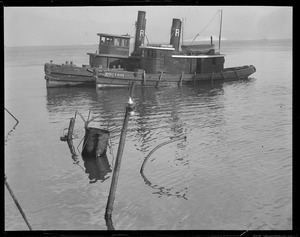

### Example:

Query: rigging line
xmin=76 ymin=136 xmax=84 ymax=153
xmin=76 ymin=112 xmax=90 ymax=152
xmin=192 ymin=11 xmax=219 ymax=44
xmin=185 ymin=10 xmax=219 ymax=44
xmin=80 ymin=132 xmax=92 ymax=152
xmin=144 ymin=34 xmax=150 ymax=45
xmin=129 ymin=22 xmax=136 ymax=37
xmin=87 ymin=114 xmax=102 ymax=124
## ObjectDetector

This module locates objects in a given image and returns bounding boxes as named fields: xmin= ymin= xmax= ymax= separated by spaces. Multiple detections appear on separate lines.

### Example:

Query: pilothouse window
xmin=120 ymin=39 xmax=129 ymax=47
xmin=114 ymin=38 xmax=121 ymax=46
xmin=106 ymin=37 xmax=113 ymax=45
xmin=152 ymin=50 xmax=157 ymax=58
xmin=123 ymin=39 xmax=129 ymax=47
xmin=100 ymin=36 xmax=106 ymax=44
xmin=99 ymin=35 xmax=129 ymax=47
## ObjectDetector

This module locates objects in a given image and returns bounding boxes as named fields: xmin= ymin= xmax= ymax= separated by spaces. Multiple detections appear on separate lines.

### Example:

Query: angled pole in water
xmin=5 ymin=175 xmax=32 ymax=230
xmin=105 ymin=82 xmax=135 ymax=228
xmin=5 ymin=108 xmax=19 ymax=125
xmin=67 ymin=111 xmax=77 ymax=140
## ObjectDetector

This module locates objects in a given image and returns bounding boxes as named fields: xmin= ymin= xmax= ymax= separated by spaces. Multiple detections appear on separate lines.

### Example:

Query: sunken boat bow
xmin=82 ymin=127 xmax=110 ymax=157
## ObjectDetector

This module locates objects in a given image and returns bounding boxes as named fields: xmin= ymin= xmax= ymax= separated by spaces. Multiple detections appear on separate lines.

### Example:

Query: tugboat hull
xmin=44 ymin=63 xmax=94 ymax=88
xmin=94 ymin=65 xmax=256 ymax=88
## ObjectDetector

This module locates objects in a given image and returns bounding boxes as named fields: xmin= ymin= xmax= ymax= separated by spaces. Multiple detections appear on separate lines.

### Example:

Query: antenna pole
xmin=218 ymin=10 xmax=223 ymax=51
xmin=181 ymin=18 xmax=184 ymax=47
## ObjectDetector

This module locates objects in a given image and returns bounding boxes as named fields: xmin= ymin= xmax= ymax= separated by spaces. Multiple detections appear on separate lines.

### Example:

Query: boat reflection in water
xmin=65 ymin=132 xmax=112 ymax=183
xmin=66 ymin=139 xmax=80 ymax=164
xmin=82 ymin=154 xmax=112 ymax=183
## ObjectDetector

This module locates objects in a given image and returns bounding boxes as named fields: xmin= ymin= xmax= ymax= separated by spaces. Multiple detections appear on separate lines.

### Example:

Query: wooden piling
xmin=105 ymin=82 xmax=135 ymax=221
xmin=156 ymin=71 xmax=163 ymax=88
xmin=142 ymin=70 xmax=146 ymax=85
xmin=235 ymin=70 xmax=240 ymax=79
xmin=105 ymin=217 xmax=115 ymax=230
xmin=178 ymin=71 xmax=184 ymax=87
xmin=221 ymin=71 xmax=227 ymax=81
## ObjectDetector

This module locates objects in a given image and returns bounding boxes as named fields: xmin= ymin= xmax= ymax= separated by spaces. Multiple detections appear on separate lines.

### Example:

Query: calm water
xmin=5 ymin=39 xmax=292 ymax=230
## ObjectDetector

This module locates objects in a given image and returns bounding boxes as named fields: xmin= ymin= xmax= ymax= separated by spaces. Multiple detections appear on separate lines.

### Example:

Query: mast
xmin=218 ymin=10 xmax=223 ymax=51
xmin=181 ymin=18 xmax=185 ymax=48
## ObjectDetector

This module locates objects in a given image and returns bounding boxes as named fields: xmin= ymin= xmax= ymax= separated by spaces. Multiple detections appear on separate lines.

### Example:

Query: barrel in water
xmin=82 ymin=127 xmax=110 ymax=157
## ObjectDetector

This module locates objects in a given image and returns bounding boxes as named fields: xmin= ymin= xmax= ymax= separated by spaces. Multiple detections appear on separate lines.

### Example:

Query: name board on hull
xmin=104 ymin=72 xmax=125 ymax=78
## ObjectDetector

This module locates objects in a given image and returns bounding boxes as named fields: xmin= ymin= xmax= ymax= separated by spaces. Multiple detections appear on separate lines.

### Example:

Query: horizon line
xmin=5 ymin=38 xmax=292 ymax=48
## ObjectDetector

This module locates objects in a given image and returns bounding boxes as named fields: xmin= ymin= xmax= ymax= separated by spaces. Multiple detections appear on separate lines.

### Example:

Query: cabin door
xmin=196 ymin=59 xmax=202 ymax=73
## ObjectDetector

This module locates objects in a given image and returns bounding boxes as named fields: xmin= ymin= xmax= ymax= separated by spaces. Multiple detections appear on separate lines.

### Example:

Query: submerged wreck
xmin=44 ymin=10 xmax=256 ymax=88
xmin=60 ymin=111 xmax=110 ymax=158
xmin=81 ymin=127 xmax=110 ymax=157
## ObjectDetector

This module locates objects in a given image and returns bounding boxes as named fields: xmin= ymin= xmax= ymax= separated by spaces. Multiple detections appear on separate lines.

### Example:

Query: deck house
xmin=138 ymin=45 xmax=225 ymax=74
xmin=87 ymin=33 xmax=131 ymax=69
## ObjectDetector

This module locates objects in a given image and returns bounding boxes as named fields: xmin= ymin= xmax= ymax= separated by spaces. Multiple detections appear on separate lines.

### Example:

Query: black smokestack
xmin=170 ymin=18 xmax=181 ymax=52
xmin=132 ymin=11 xmax=146 ymax=56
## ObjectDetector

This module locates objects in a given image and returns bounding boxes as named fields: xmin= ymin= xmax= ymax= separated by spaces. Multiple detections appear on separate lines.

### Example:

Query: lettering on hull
xmin=104 ymin=72 xmax=125 ymax=78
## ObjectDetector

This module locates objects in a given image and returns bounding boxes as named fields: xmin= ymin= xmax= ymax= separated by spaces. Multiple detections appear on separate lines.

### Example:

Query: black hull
xmin=95 ymin=65 xmax=256 ymax=88
xmin=44 ymin=63 xmax=94 ymax=88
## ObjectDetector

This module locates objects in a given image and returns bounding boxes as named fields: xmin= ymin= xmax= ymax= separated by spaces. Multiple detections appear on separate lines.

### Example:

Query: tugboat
xmin=45 ymin=10 xmax=256 ymax=88
xmin=93 ymin=10 xmax=256 ymax=88
xmin=44 ymin=33 xmax=131 ymax=88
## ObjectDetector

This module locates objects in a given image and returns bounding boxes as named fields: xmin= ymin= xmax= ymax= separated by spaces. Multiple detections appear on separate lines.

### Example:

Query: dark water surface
xmin=5 ymin=39 xmax=292 ymax=230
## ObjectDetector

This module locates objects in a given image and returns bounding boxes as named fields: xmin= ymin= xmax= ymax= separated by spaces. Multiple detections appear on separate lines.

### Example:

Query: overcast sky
xmin=4 ymin=6 xmax=292 ymax=47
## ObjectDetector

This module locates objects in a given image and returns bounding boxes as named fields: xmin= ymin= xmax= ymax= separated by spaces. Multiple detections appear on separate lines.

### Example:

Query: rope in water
xmin=140 ymin=136 xmax=187 ymax=177
xmin=5 ymin=175 xmax=32 ymax=230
